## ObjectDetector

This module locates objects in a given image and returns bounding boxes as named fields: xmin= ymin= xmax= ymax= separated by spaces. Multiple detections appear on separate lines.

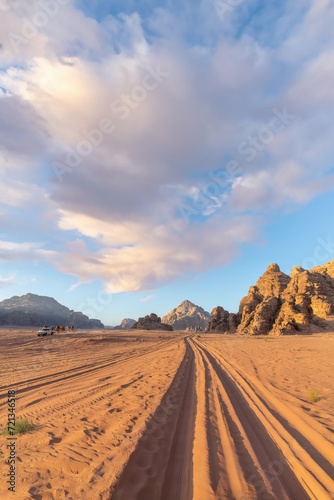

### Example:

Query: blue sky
xmin=0 ymin=0 xmax=334 ymax=325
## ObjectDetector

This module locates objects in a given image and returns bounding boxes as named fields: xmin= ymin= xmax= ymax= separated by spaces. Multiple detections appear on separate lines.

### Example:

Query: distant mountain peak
xmin=181 ymin=299 xmax=194 ymax=305
xmin=162 ymin=300 xmax=210 ymax=331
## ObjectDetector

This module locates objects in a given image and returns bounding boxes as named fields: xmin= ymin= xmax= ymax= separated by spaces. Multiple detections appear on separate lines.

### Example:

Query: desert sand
xmin=0 ymin=329 xmax=333 ymax=499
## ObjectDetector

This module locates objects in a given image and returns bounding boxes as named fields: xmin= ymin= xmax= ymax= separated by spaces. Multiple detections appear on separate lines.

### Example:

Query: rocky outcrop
xmin=131 ymin=313 xmax=173 ymax=331
xmin=206 ymin=259 xmax=334 ymax=336
xmin=205 ymin=306 xmax=241 ymax=333
xmin=185 ymin=326 xmax=203 ymax=332
xmin=237 ymin=264 xmax=291 ymax=335
xmin=271 ymin=264 xmax=334 ymax=335
xmin=162 ymin=300 xmax=210 ymax=331
xmin=0 ymin=293 xmax=104 ymax=329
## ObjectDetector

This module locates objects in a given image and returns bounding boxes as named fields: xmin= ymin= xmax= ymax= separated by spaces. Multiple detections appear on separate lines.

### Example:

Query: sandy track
xmin=110 ymin=341 xmax=196 ymax=500
xmin=195 ymin=338 xmax=334 ymax=499
xmin=110 ymin=336 xmax=334 ymax=500
xmin=194 ymin=341 xmax=307 ymax=499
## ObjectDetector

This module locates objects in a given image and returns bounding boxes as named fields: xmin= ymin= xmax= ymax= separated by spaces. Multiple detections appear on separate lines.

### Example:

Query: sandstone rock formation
xmin=185 ymin=326 xmax=203 ymax=332
xmin=162 ymin=300 xmax=210 ymax=331
xmin=237 ymin=264 xmax=291 ymax=335
xmin=206 ymin=259 xmax=334 ymax=335
xmin=205 ymin=306 xmax=241 ymax=333
xmin=271 ymin=263 xmax=334 ymax=335
xmin=131 ymin=313 xmax=173 ymax=331
xmin=0 ymin=293 xmax=104 ymax=329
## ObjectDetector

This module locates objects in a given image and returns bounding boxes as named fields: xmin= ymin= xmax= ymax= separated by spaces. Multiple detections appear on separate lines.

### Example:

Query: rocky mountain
xmin=237 ymin=263 xmax=291 ymax=336
xmin=112 ymin=318 xmax=136 ymax=330
xmin=0 ymin=293 xmax=104 ymax=329
xmin=271 ymin=262 xmax=334 ymax=335
xmin=206 ymin=306 xmax=240 ymax=333
xmin=0 ymin=293 xmax=70 ymax=318
xmin=162 ymin=300 xmax=210 ymax=331
xmin=206 ymin=260 xmax=334 ymax=335
xmin=131 ymin=313 xmax=173 ymax=331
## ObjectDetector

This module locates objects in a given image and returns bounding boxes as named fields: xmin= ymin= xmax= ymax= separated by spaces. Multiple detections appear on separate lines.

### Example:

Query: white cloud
xmin=0 ymin=274 xmax=15 ymax=282
xmin=54 ymin=214 xmax=260 ymax=292
xmin=0 ymin=273 xmax=15 ymax=288
xmin=0 ymin=1 xmax=334 ymax=293
xmin=0 ymin=241 xmax=56 ymax=262
xmin=0 ymin=179 xmax=47 ymax=207
xmin=140 ymin=295 xmax=155 ymax=302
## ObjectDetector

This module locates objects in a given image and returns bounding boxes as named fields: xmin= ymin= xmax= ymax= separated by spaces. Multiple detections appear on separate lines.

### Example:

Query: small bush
xmin=307 ymin=390 xmax=323 ymax=403
xmin=195 ymin=334 xmax=201 ymax=338
xmin=2 ymin=418 xmax=35 ymax=436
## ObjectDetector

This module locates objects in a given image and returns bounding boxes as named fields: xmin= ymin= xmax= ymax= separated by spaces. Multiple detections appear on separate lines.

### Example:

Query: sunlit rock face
xmin=162 ymin=300 xmax=210 ymax=331
xmin=132 ymin=313 xmax=173 ymax=331
xmin=205 ymin=260 xmax=334 ymax=336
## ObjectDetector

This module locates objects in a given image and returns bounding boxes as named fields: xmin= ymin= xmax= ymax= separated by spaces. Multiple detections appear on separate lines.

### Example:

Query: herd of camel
xmin=43 ymin=325 xmax=75 ymax=331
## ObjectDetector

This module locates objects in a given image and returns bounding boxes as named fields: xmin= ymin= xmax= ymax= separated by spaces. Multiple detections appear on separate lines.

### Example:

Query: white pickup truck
xmin=37 ymin=327 xmax=54 ymax=336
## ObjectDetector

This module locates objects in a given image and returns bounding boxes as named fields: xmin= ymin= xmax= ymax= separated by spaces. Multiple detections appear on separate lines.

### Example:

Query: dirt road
xmin=110 ymin=336 xmax=334 ymax=500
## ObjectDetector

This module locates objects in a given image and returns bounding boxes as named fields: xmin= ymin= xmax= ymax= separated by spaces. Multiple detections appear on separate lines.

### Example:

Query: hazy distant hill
xmin=112 ymin=318 xmax=136 ymax=330
xmin=162 ymin=300 xmax=210 ymax=331
xmin=0 ymin=293 xmax=104 ymax=329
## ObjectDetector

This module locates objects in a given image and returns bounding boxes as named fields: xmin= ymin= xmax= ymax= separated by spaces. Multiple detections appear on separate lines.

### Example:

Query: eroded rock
xmin=131 ymin=313 xmax=173 ymax=331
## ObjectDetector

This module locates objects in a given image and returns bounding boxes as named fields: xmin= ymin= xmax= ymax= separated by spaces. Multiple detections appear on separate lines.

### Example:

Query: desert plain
xmin=0 ymin=328 xmax=333 ymax=500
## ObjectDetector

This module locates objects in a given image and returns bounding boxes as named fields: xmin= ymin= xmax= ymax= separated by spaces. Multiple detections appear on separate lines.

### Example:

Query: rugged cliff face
xmin=271 ymin=263 xmax=334 ymax=335
xmin=131 ymin=313 xmax=173 ymax=331
xmin=206 ymin=260 xmax=334 ymax=335
xmin=205 ymin=306 xmax=240 ymax=333
xmin=0 ymin=293 xmax=104 ymax=329
xmin=66 ymin=311 xmax=104 ymax=329
xmin=120 ymin=318 xmax=136 ymax=329
xmin=162 ymin=300 xmax=210 ymax=331
xmin=237 ymin=264 xmax=291 ymax=335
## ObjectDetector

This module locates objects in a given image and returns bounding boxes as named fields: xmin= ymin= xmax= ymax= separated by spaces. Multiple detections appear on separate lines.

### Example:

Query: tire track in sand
xmin=108 ymin=337 xmax=334 ymax=500
xmin=0 ymin=338 xmax=177 ymax=401
xmin=110 ymin=339 xmax=196 ymax=500
xmin=194 ymin=340 xmax=310 ymax=499
xmin=194 ymin=339 xmax=334 ymax=500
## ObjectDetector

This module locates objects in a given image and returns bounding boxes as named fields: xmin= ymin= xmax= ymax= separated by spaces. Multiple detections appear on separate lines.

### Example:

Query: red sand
xmin=0 ymin=329 xmax=333 ymax=499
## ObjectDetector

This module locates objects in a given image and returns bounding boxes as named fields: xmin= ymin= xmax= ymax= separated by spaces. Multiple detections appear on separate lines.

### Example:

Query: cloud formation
xmin=1 ymin=0 xmax=334 ymax=292
xmin=140 ymin=295 xmax=155 ymax=302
